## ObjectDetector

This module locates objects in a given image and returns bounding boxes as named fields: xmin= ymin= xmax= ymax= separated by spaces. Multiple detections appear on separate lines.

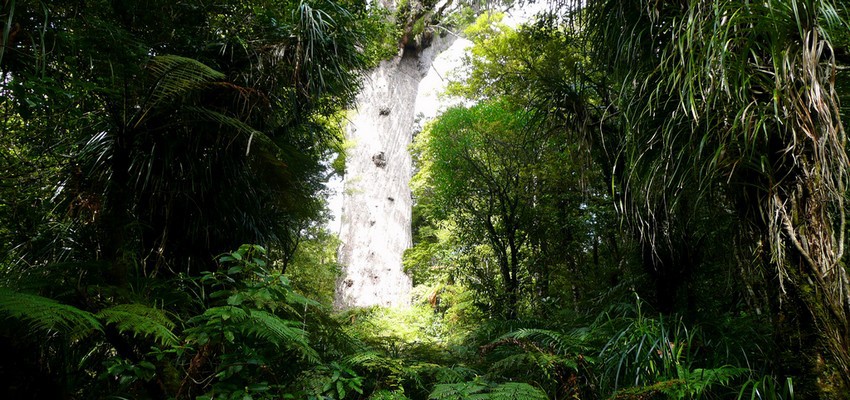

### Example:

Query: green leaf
xmin=0 ymin=288 xmax=101 ymax=338
xmin=97 ymin=303 xmax=178 ymax=345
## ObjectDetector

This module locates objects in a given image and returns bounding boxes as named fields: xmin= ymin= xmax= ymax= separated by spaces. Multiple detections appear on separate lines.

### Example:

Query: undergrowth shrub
xmin=1 ymin=248 xmax=797 ymax=400
xmin=476 ymin=295 xmax=795 ymax=400
xmin=0 ymin=244 xmax=375 ymax=399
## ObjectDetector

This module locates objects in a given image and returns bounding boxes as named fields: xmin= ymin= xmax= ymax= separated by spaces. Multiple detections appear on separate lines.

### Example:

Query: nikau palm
xmin=587 ymin=0 xmax=850 ymax=391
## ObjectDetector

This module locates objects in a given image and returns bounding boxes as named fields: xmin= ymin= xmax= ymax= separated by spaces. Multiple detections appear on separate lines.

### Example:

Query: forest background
xmin=2 ymin=0 xmax=850 ymax=399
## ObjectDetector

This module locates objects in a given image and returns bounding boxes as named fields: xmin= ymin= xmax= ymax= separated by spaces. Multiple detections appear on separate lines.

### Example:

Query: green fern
xmin=244 ymin=309 xmax=319 ymax=363
xmin=429 ymin=380 xmax=548 ymax=400
xmin=433 ymin=365 xmax=479 ymax=384
xmin=487 ymin=382 xmax=548 ymax=400
xmin=369 ymin=390 xmax=411 ymax=400
xmin=341 ymin=350 xmax=421 ymax=390
xmin=429 ymin=380 xmax=488 ymax=399
xmin=496 ymin=328 xmax=589 ymax=355
xmin=343 ymin=350 xmax=384 ymax=364
xmin=189 ymin=305 xmax=319 ymax=363
xmin=669 ymin=365 xmax=748 ymax=397
xmin=489 ymin=352 xmax=569 ymax=379
xmin=96 ymin=303 xmax=178 ymax=346
xmin=0 ymin=288 xmax=101 ymax=337
xmin=486 ymin=328 xmax=588 ymax=386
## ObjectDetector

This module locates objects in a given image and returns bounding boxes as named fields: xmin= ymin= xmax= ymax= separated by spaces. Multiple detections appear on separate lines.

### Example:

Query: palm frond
xmin=186 ymin=106 xmax=273 ymax=156
xmin=142 ymin=54 xmax=225 ymax=115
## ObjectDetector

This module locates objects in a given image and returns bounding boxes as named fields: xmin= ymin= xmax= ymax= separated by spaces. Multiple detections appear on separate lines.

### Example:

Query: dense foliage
xmin=2 ymin=0 xmax=850 ymax=399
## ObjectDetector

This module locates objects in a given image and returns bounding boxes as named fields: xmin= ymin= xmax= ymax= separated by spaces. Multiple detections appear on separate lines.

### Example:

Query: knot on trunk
xmin=372 ymin=151 xmax=387 ymax=168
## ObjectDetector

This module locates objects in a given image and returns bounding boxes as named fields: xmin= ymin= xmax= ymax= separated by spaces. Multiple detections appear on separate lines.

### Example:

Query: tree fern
xmin=96 ymin=303 xmax=178 ymax=346
xmin=0 ymin=288 xmax=101 ymax=337
xmin=341 ymin=349 xmax=429 ymax=390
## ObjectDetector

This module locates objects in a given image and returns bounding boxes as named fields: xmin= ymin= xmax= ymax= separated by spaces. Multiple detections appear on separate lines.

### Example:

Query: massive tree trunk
xmin=333 ymin=30 xmax=463 ymax=308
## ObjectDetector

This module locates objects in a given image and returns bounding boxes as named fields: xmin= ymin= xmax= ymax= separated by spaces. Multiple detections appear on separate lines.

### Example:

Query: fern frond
xmin=429 ymin=380 xmax=548 ymax=400
xmin=342 ymin=350 xmax=386 ymax=367
xmin=369 ymin=390 xmax=411 ymax=400
xmin=96 ymin=303 xmax=178 ymax=346
xmin=497 ymin=328 xmax=588 ymax=355
xmin=433 ymin=365 xmax=478 ymax=384
xmin=0 ymin=288 xmax=101 ymax=337
xmin=429 ymin=380 xmax=488 ymax=399
xmin=671 ymin=366 xmax=748 ymax=396
xmin=244 ymin=309 xmax=319 ymax=363
xmin=489 ymin=352 xmax=572 ymax=379
xmin=486 ymin=382 xmax=548 ymax=400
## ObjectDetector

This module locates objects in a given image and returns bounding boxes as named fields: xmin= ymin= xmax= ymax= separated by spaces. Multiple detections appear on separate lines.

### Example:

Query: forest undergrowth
xmin=334 ymin=286 xmax=795 ymax=400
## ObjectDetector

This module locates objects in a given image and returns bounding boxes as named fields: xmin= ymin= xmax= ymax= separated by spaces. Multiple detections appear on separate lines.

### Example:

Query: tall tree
xmin=412 ymin=101 xmax=532 ymax=318
xmin=436 ymin=12 xmax=629 ymax=314
xmin=411 ymin=98 xmax=602 ymax=318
